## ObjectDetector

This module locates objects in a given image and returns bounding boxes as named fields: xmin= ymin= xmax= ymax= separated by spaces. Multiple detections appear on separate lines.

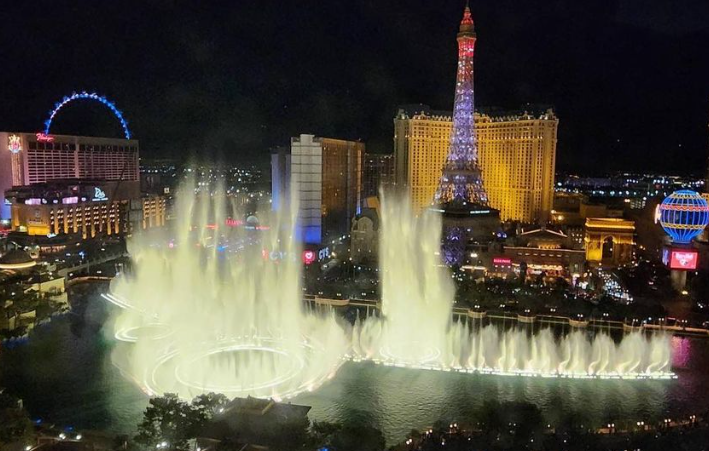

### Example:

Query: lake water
xmin=1 ymin=297 xmax=708 ymax=444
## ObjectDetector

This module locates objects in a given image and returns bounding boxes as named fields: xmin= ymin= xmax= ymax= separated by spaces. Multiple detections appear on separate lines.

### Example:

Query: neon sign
xmin=92 ymin=187 xmax=107 ymax=201
xmin=8 ymin=135 xmax=22 ymax=153
xmin=225 ymin=218 xmax=244 ymax=227
xmin=668 ymin=249 xmax=698 ymax=270
xmin=261 ymin=249 xmax=297 ymax=262
xmin=35 ymin=133 xmax=54 ymax=142
xmin=302 ymin=250 xmax=316 ymax=265
xmin=493 ymin=257 xmax=512 ymax=265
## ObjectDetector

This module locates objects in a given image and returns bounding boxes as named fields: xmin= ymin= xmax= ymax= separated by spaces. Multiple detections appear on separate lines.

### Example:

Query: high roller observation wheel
xmin=44 ymin=91 xmax=131 ymax=139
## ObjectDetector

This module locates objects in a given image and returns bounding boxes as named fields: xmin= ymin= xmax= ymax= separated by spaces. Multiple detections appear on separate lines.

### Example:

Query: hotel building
xmin=393 ymin=105 xmax=558 ymax=223
xmin=272 ymin=134 xmax=363 ymax=244
xmin=0 ymin=131 xmax=139 ymax=219
xmin=5 ymin=180 xmax=166 ymax=239
xmin=362 ymin=153 xmax=394 ymax=199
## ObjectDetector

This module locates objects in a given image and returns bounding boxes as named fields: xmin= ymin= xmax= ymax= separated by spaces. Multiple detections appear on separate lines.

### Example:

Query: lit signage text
xmin=669 ymin=250 xmax=698 ymax=270
xmin=35 ymin=132 xmax=54 ymax=142
xmin=225 ymin=218 xmax=244 ymax=227
xmin=261 ymin=249 xmax=298 ymax=262
xmin=92 ymin=187 xmax=107 ymax=201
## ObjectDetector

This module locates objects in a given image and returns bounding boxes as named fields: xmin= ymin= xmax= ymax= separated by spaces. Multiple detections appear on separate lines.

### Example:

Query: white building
xmin=272 ymin=134 xmax=363 ymax=244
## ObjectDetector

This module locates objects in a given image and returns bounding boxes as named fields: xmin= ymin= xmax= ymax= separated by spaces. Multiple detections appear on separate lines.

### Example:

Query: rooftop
xmin=396 ymin=104 xmax=557 ymax=122
xmin=0 ymin=249 xmax=36 ymax=270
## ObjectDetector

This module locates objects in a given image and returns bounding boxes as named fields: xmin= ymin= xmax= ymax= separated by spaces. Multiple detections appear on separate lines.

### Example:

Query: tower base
xmin=432 ymin=201 xmax=501 ymax=266
xmin=670 ymin=270 xmax=687 ymax=291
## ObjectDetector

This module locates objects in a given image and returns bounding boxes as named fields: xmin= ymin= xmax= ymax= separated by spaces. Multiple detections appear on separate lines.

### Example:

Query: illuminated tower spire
xmin=435 ymin=4 xmax=488 ymax=206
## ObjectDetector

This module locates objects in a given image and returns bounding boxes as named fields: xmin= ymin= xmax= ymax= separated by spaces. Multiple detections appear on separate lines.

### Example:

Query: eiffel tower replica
xmin=434 ymin=4 xmax=500 ymax=266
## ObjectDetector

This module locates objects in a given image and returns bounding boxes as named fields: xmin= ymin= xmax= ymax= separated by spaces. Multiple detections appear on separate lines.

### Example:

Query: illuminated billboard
xmin=663 ymin=248 xmax=698 ymax=270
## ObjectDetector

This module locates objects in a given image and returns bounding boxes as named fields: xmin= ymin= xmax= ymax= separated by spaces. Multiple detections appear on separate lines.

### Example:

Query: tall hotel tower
xmin=435 ymin=5 xmax=500 ymax=265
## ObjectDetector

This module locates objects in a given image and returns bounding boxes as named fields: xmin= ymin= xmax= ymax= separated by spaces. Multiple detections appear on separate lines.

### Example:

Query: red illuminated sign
xmin=493 ymin=257 xmax=512 ymax=265
xmin=35 ymin=133 xmax=54 ymax=142
xmin=669 ymin=250 xmax=698 ymax=270
xmin=225 ymin=218 xmax=244 ymax=227
xmin=302 ymin=250 xmax=316 ymax=265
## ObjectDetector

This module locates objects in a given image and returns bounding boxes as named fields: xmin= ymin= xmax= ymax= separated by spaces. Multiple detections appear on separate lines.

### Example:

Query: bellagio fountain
xmin=105 ymin=184 xmax=674 ymax=402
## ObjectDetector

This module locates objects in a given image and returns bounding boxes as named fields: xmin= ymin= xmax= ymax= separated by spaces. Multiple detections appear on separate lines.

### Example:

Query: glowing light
xmin=8 ymin=134 xmax=22 ymax=153
xmin=302 ymin=250 xmax=316 ymax=264
xmin=225 ymin=218 xmax=243 ymax=227
xmin=92 ymin=187 xmax=107 ymax=201
xmin=115 ymin=324 xmax=173 ymax=343
xmin=435 ymin=6 xmax=487 ymax=206
xmin=35 ymin=132 xmax=54 ymax=142
xmin=44 ymin=91 xmax=131 ymax=139
xmin=658 ymin=190 xmax=709 ymax=244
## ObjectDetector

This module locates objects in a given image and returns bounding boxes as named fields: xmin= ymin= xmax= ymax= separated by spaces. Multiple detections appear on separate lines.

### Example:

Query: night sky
xmin=1 ymin=0 xmax=708 ymax=173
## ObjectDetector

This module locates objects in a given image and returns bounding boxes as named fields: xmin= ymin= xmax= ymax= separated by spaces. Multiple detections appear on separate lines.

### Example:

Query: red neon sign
xmin=493 ymin=257 xmax=512 ymax=265
xmin=302 ymin=250 xmax=316 ymax=265
xmin=36 ymin=133 xmax=54 ymax=142
xmin=669 ymin=250 xmax=698 ymax=270
xmin=225 ymin=218 xmax=244 ymax=227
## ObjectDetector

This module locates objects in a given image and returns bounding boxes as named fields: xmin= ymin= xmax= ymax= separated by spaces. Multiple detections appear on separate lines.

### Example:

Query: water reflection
xmin=1 ymin=305 xmax=706 ymax=444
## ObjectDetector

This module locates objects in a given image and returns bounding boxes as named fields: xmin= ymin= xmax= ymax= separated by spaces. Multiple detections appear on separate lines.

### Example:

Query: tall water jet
xmin=353 ymin=194 xmax=455 ymax=364
xmin=106 ymin=179 xmax=349 ymax=400
xmin=353 ymin=192 xmax=674 ymax=379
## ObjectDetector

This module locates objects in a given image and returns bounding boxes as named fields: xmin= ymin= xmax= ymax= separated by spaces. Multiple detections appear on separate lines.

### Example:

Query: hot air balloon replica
xmin=657 ymin=190 xmax=709 ymax=289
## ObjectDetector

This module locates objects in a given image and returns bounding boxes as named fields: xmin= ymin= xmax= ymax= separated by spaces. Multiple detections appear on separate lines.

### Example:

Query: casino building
xmin=5 ymin=180 xmax=166 ymax=239
xmin=394 ymin=106 xmax=558 ymax=223
xmin=0 ymin=131 xmax=139 ymax=220
xmin=1 ymin=131 xmax=165 ymax=240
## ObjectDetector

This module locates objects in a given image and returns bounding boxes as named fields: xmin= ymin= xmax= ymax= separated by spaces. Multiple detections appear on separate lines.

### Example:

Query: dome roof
xmin=0 ymin=249 xmax=36 ymax=270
